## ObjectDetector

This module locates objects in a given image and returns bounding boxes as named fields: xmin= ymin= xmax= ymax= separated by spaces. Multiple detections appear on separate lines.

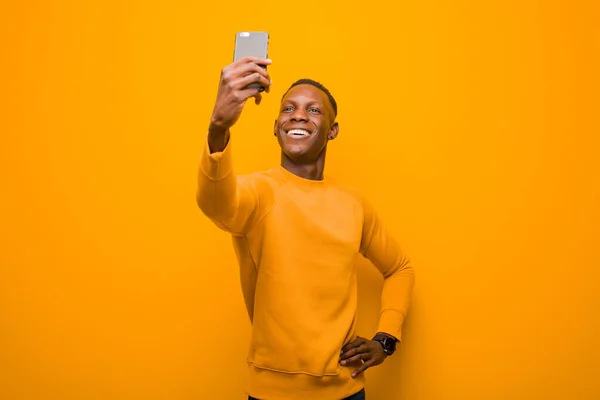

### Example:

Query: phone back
xmin=233 ymin=31 xmax=269 ymax=61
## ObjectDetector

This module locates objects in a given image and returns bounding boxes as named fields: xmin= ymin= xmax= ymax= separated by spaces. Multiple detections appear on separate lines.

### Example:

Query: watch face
xmin=384 ymin=337 xmax=396 ymax=353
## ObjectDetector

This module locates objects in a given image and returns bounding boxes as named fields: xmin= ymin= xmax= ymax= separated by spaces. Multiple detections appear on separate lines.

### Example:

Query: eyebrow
xmin=282 ymin=99 xmax=324 ymax=107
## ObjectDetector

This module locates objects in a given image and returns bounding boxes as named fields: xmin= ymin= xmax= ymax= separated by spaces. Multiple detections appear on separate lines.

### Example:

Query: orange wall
xmin=1 ymin=1 xmax=599 ymax=399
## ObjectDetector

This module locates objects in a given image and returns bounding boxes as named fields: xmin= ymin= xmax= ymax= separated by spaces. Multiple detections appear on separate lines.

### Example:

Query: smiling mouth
xmin=286 ymin=129 xmax=311 ymax=137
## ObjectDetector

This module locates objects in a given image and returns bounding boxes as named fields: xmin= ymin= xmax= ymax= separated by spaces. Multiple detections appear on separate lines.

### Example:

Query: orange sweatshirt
xmin=196 ymin=136 xmax=415 ymax=400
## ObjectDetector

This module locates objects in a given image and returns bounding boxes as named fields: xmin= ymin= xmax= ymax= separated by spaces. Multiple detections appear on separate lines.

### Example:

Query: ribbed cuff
xmin=376 ymin=309 xmax=406 ymax=343
xmin=200 ymin=135 xmax=233 ymax=181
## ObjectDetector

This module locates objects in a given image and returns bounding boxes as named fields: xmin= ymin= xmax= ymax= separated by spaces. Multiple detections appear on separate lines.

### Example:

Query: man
xmin=196 ymin=56 xmax=415 ymax=400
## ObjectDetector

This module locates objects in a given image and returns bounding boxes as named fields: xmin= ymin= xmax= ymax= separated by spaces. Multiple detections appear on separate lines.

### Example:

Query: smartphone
xmin=233 ymin=31 xmax=269 ymax=91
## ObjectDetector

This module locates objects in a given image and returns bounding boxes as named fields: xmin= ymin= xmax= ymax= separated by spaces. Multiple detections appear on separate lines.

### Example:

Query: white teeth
xmin=287 ymin=129 xmax=309 ymax=136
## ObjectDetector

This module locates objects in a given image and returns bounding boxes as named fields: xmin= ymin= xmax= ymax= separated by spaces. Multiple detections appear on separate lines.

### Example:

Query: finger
xmin=234 ymin=72 xmax=271 ymax=92
xmin=341 ymin=337 xmax=366 ymax=354
xmin=222 ymin=63 xmax=271 ymax=92
xmin=340 ymin=352 xmax=369 ymax=366
xmin=233 ymin=55 xmax=272 ymax=67
xmin=352 ymin=359 xmax=375 ymax=378
xmin=227 ymin=60 xmax=271 ymax=86
xmin=342 ymin=357 xmax=363 ymax=368
xmin=231 ymin=87 xmax=263 ymax=104
xmin=340 ymin=344 xmax=370 ymax=361
xmin=231 ymin=61 xmax=271 ymax=82
xmin=340 ymin=341 xmax=364 ymax=358
xmin=254 ymin=92 xmax=263 ymax=105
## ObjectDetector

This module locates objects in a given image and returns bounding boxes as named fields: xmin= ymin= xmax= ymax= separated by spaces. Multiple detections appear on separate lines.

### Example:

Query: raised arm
xmin=196 ymin=56 xmax=272 ymax=235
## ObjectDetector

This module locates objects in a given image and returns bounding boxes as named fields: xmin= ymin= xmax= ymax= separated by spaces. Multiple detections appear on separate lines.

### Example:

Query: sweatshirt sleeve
xmin=359 ymin=197 xmax=415 ymax=342
xmin=196 ymin=135 xmax=262 ymax=236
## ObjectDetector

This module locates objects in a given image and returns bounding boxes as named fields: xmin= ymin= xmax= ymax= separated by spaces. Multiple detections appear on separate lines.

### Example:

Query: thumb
xmin=254 ymin=93 xmax=263 ymax=105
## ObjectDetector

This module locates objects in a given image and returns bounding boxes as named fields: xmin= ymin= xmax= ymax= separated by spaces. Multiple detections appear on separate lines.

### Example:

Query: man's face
xmin=274 ymin=84 xmax=338 ymax=163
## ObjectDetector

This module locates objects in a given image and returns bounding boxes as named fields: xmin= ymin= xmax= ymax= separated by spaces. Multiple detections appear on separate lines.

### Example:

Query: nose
xmin=290 ymin=108 xmax=308 ymax=122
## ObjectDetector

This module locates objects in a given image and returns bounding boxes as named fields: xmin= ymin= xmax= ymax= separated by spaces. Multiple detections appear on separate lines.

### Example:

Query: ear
xmin=327 ymin=121 xmax=339 ymax=140
xmin=273 ymin=119 xmax=277 ymax=136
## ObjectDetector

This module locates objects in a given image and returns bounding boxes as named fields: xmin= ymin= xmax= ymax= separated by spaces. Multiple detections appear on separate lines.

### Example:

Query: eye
xmin=282 ymin=106 xmax=294 ymax=112
xmin=308 ymin=107 xmax=321 ymax=114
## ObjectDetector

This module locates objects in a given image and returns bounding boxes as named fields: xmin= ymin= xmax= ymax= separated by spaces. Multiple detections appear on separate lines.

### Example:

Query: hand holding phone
xmin=210 ymin=56 xmax=272 ymax=136
xmin=207 ymin=32 xmax=271 ymax=152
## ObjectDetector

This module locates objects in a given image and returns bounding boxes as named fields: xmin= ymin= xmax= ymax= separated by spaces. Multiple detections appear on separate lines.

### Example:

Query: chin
xmin=283 ymin=147 xmax=308 ymax=160
xmin=277 ymin=134 xmax=323 ymax=162
xmin=283 ymin=146 xmax=325 ymax=165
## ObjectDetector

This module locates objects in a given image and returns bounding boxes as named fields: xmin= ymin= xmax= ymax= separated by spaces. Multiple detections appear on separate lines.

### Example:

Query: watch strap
xmin=372 ymin=332 xmax=398 ymax=355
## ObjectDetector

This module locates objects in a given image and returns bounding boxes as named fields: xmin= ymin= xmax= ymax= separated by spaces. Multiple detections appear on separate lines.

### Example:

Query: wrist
xmin=372 ymin=332 xmax=397 ymax=356
xmin=207 ymin=122 xmax=230 ymax=153
xmin=373 ymin=332 xmax=398 ymax=342
xmin=208 ymin=118 xmax=229 ymax=135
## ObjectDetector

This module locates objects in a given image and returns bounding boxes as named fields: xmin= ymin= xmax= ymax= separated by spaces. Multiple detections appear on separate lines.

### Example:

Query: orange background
xmin=1 ymin=1 xmax=599 ymax=399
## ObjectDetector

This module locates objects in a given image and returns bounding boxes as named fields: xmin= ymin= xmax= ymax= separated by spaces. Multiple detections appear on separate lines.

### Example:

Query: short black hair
xmin=282 ymin=78 xmax=338 ymax=118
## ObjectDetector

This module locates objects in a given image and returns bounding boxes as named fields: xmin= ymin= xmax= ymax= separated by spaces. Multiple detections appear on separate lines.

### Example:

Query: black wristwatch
xmin=373 ymin=333 xmax=397 ymax=356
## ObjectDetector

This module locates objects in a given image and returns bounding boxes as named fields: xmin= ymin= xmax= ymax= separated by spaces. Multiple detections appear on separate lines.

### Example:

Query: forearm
xmin=196 ymin=127 xmax=240 ymax=231
xmin=377 ymin=258 xmax=415 ymax=342
xmin=207 ymin=123 xmax=230 ymax=154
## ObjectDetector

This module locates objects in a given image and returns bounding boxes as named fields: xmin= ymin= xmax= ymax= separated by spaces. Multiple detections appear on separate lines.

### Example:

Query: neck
xmin=280 ymin=148 xmax=327 ymax=181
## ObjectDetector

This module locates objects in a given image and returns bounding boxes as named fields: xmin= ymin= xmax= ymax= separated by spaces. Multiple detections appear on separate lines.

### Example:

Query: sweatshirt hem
xmin=246 ymin=362 xmax=365 ymax=400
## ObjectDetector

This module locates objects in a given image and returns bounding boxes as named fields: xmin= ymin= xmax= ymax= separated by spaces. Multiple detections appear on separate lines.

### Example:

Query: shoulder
xmin=235 ymin=169 xmax=280 ymax=207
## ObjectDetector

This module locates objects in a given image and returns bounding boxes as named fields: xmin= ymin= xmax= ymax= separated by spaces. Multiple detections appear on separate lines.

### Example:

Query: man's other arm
xmin=360 ymin=197 xmax=416 ymax=343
